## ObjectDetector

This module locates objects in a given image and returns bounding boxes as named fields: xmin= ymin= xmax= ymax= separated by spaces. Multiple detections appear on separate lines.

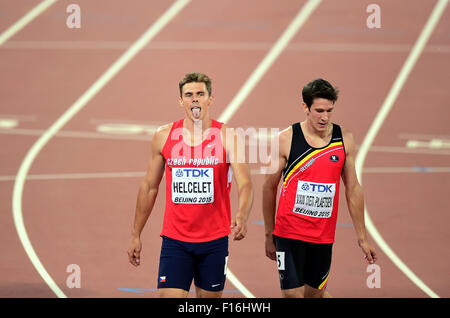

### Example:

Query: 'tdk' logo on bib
xmin=172 ymin=168 xmax=214 ymax=204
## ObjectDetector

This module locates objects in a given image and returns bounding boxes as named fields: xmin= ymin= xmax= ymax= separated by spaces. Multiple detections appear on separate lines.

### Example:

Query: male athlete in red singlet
xmin=263 ymin=78 xmax=377 ymax=298
xmin=127 ymin=73 xmax=253 ymax=298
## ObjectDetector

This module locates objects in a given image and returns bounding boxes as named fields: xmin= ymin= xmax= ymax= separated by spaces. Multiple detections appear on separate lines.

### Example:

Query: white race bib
xmin=172 ymin=168 xmax=214 ymax=204
xmin=292 ymin=181 xmax=335 ymax=218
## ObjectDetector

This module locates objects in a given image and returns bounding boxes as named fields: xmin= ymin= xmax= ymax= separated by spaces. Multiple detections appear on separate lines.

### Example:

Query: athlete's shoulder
xmin=337 ymin=125 xmax=356 ymax=156
xmin=275 ymin=125 xmax=293 ymax=160
xmin=152 ymin=122 xmax=173 ymax=151
xmin=157 ymin=122 xmax=173 ymax=132
xmin=279 ymin=125 xmax=292 ymax=139
xmin=154 ymin=122 xmax=173 ymax=138
xmin=278 ymin=125 xmax=293 ymax=146
xmin=338 ymin=125 xmax=354 ymax=142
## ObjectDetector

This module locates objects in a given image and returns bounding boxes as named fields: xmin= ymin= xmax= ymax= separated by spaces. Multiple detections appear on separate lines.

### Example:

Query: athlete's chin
xmin=186 ymin=114 xmax=203 ymax=122
xmin=192 ymin=117 xmax=204 ymax=123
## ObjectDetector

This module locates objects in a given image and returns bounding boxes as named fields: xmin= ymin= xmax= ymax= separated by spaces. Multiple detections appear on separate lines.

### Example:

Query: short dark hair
xmin=302 ymin=78 xmax=339 ymax=109
xmin=179 ymin=72 xmax=212 ymax=97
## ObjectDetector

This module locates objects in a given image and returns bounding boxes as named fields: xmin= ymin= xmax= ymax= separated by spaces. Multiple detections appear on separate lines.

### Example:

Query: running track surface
xmin=1 ymin=0 xmax=449 ymax=298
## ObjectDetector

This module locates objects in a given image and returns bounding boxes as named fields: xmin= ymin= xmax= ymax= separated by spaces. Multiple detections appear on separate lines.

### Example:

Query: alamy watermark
xmin=366 ymin=264 xmax=381 ymax=288
xmin=366 ymin=4 xmax=381 ymax=29
xmin=66 ymin=4 xmax=81 ymax=29
xmin=66 ymin=264 xmax=81 ymax=288
xmin=66 ymin=4 xmax=382 ymax=31
xmin=65 ymin=4 xmax=382 ymax=29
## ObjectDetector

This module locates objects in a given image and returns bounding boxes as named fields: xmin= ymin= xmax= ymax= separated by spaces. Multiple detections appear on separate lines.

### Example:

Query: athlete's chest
xmin=296 ymin=145 xmax=345 ymax=179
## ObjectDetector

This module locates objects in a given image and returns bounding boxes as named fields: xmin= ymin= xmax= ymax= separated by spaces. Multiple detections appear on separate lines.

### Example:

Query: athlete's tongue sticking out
xmin=191 ymin=107 xmax=201 ymax=119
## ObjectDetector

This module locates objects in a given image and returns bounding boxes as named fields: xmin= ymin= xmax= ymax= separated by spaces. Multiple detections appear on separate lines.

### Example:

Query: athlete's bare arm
xmin=222 ymin=125 xmax=253 ymax=241
xmin=127 ymin=124 xmax=171 ymax=267
xmin=341 ymin=127 xmax=377 ymax=264
xmin=262 ymin=127 xmax=291 ymax=261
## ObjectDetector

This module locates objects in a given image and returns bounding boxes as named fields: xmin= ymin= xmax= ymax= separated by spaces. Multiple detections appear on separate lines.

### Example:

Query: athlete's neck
xmin=183 ymin=117 xmax=212 ymax=146
xmin=301 ymin=121 xmax=332 ymax=148
xmin=302 ymin=120 xmax=331 ymax=139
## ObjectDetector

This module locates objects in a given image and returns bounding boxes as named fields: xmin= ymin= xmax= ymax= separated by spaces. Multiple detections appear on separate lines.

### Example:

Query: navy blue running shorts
xmin=157 ymin=236 xmax=229 ymax=292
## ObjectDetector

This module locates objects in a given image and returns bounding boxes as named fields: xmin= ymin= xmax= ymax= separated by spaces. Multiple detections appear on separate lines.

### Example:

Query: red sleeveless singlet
xmin=160 ymin=119 xmax=232 ymax=242
xmin=273 ymin=123 xmax=346 ymax=243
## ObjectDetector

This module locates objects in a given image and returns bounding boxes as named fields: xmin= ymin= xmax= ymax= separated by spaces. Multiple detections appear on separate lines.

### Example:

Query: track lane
xmin=361 ymin=0 xmax=450 ymax=297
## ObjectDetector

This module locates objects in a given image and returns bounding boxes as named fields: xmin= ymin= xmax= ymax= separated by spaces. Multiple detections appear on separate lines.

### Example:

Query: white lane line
xmin=0 ymin=127 xmax=154 ymax=140
xmin=218 ymin=0 xmax=322 ymax=123
xmin=363 ymin=166 xmax=450 ymax=174
xmin=12 ymin=0 xmax=191 ymax=299
xmin=2 ymin=165 xmax=449 ymax=182
xmin=1 ymin=172 xmax=145 ymax=182
xmin=226 ymin=270 xmax=255 ymax=298
xmin=4 ymin=125 xmax=450 ymax=156
xmin=4 ymin=40 xmax=450 ymax=54
xmin=355 ymin=0 xmax=448 ymax=299
xmin=251 ymin=166 xmax=450 ymax=175
xmin=3 ymin=126 xmax=450 ymax=156
xmin=369 ymin=145 xmax=450 ymax=156
xmin=217 ymin=0 xmax=321 ymax=298
xmin=0 ymin=0 xmax=58 ymax=46
xmin=399 ymin=133 xmax=450 ymax=140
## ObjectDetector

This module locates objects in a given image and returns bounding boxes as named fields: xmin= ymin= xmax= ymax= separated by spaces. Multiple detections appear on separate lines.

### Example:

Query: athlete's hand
xmin=265 ymin=234 xmax=276 ymax=261
xmin=128 ymin=237 xmax=142 ymax=267
xmin=231 ymin=216 xmax=247 ymax=240
xmin=359 ymin=240 xmax=377 ymax=264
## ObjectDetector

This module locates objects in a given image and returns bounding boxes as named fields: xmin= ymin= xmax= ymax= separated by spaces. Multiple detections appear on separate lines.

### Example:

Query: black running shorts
xmin=273 ymin=235 xmax=333 ymax=290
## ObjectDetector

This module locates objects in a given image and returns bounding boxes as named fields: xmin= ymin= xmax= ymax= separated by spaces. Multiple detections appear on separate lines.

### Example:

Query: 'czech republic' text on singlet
xmin=273 ymin=123 xmax=346 ymax=244
xmin=161 ymin=119 xmax=232 ymax=242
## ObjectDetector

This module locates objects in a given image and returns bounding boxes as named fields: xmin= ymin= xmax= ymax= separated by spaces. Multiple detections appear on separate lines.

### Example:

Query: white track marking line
xmin=251 ymin=166 xmax=450 ymax=175
xmin=3 ymin=127 xmax=450 ymax=155
xmin=5 ymin=40 xmax=450 ymax=53
xmin=399 ymin=133 xmax=450 ymax=140
xmin=1 ymin=172 xmax=146 ymax=182
xmin=363 ymin=166 xmax=450 ymax=174
xmin=369 ymin=145 xmax=450 ymax=156
xmin=218 ymin=0 xmax=321 ymax=298
xmin=355 ymin=0 xmax=448 ymax=299
xmin=0 ymin=127 xmax=154 ymax=140
xmin=226 ymin=270 xmax=255 ymax=299
xmin=2 ymin=165 xmax=449 ymax=182
xmin=218 ymin=0 xmax=322 ymax=123
xmin=12 ymin=0 xmax=191 ymax=298
xmin=0 ymin=0 xmax=58 ymax=46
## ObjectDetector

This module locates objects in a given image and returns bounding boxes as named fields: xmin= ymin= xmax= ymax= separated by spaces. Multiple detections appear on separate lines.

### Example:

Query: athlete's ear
xmin=178 ymin=96 xmax=183 ymax=107
xmin=301 ymin=102 xmax=309 ymax=115
xmin=208 ymin=94 xmax=214 ymax=106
